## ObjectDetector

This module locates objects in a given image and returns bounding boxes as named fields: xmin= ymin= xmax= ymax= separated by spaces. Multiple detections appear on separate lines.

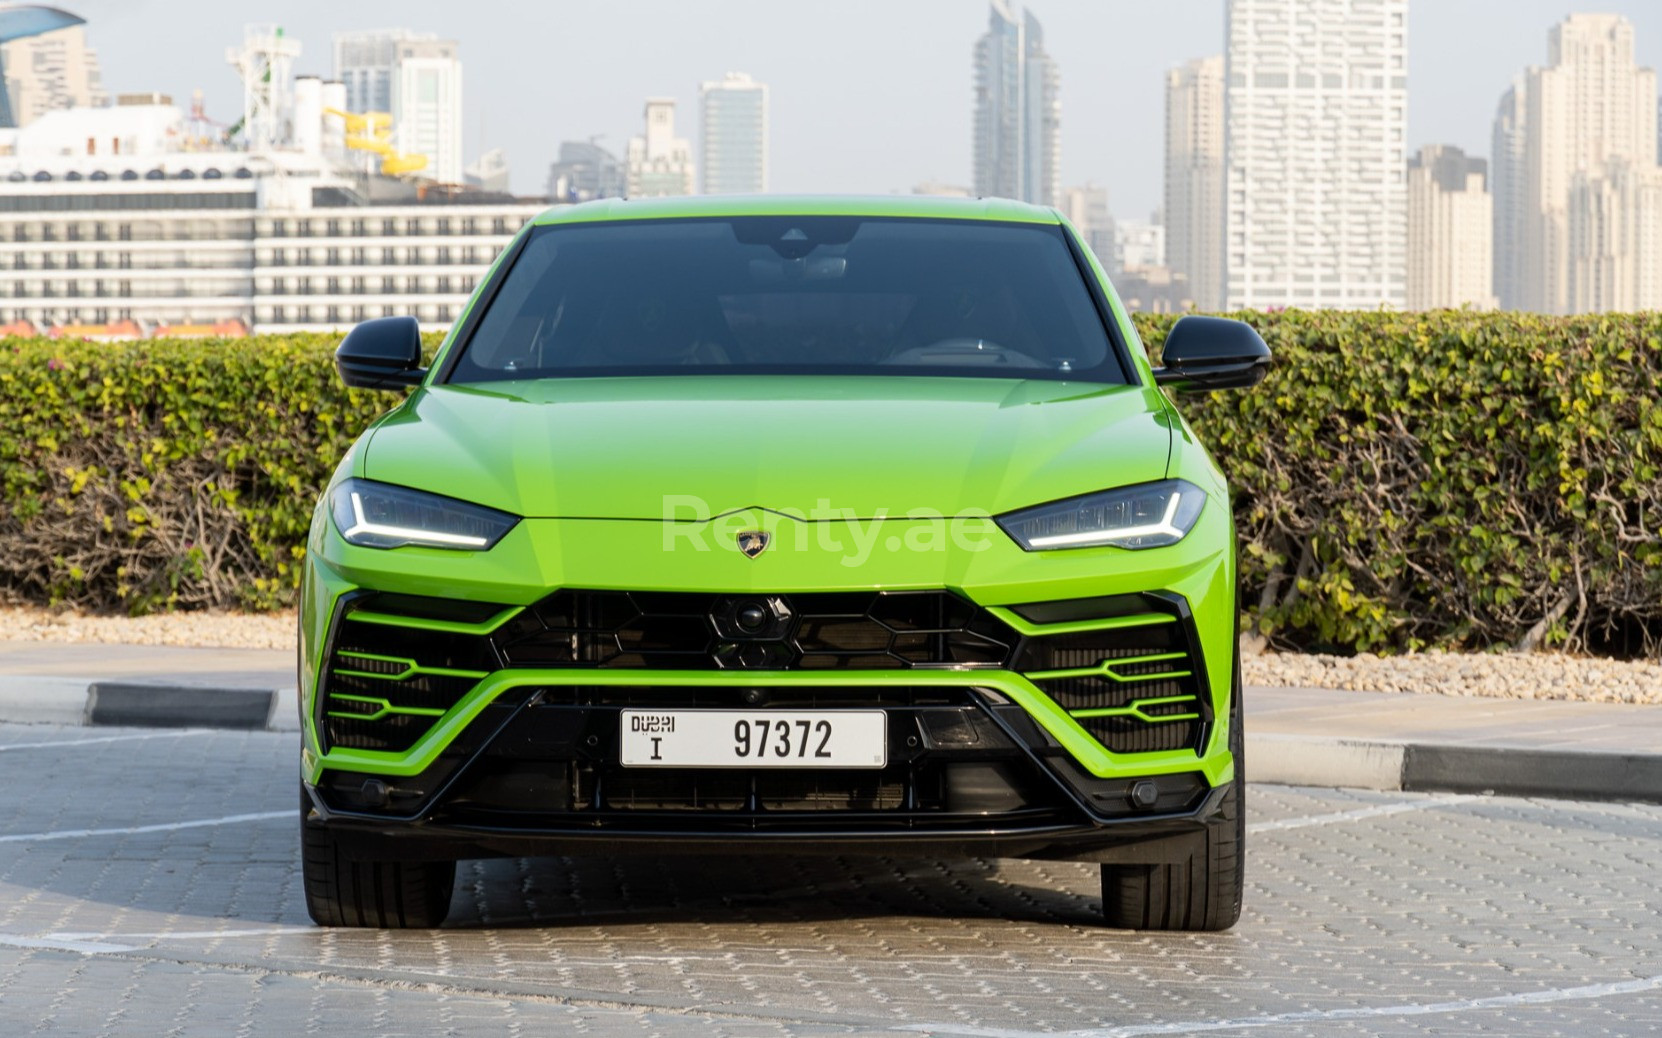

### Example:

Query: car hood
xmin=361 ymin=376 xmax=1173 ymax=519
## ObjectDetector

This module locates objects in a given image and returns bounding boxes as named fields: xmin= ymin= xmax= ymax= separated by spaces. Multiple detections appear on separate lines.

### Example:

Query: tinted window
xmin=446 ymin=217 xmax=1124 ymax=384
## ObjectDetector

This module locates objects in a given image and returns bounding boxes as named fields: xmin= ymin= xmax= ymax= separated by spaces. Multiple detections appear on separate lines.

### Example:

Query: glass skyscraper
xmin=972 ymin=2 xmax=1058 ymax=207
xmin=700 ymin=72 xmax=768 ymax=195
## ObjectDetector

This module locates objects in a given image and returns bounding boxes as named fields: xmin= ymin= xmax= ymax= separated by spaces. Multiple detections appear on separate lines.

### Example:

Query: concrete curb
xmin=1247 ymin=732 xmax=1662 ymax=804
xmin=0 ymin=676 xmax=299 ymax=732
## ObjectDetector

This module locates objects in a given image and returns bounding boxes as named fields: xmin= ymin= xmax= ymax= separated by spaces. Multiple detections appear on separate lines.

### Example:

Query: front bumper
xmin=298 ymin=509 xmax=1239 ymax=861
xmin=304 ymin=676 xmax=1233 ymax=864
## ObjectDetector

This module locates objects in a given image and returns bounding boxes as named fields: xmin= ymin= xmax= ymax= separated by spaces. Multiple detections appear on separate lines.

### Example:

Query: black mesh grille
xmin=1013 ymin=596 xmax=1208 ymax=756
xmin=539 ymin=685 xmax=970 ymax=709
xmin=1075 ymin=716 xmax=1197 ymax=754
xmin=1033 ymin=675 xmax=1189 ymax=713
xmin=575 ymin=764 xmax=910 ymax=812
xmin=335 ymin=616 xmax=499 ymax=673
xmin=493 ymin=590 xmax=1016 ymax=670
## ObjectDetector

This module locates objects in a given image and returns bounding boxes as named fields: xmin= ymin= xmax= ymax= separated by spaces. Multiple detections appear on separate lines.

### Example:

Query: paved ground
xmin=0 ymin=723 xmax=1658 ymax=1036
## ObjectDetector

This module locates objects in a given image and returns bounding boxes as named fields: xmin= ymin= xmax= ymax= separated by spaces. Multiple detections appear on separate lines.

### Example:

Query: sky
xmin=68 ymin=0 xmax=1662 ymax=220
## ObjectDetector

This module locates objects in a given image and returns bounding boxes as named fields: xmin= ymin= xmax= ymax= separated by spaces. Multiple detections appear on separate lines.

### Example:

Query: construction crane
xmin=324 ymin=107 xmax=428 ymax=177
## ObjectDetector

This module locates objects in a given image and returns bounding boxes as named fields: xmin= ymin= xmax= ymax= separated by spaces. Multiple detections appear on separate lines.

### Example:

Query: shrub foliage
xmin=1138 ymin=310 xmax=1661 ymax=656
xmin=2 ymin=312 xmax=1658 ymax=655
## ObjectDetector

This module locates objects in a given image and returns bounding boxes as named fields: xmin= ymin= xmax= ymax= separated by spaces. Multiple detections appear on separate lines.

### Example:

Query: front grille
xmin=492 ymin=589 xmax=1016 ymax=670
xmin=317 ymin=605 xmax=498 ymax=753
xmin=1014 ymin=595 xmax=1209 ymax=755
xmin=316 ymin=588 xmax=1213 ymax=762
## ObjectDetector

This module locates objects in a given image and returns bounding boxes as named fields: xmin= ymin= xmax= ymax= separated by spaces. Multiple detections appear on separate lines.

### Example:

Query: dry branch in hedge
xmin=2 ymin=314 xmax=1658 ymax=656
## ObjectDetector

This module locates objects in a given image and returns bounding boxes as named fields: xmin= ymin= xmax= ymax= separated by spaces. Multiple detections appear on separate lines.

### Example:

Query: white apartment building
xmin=700 ymin=72 xmax=767 ymax=195
xmin=1565 ymin=160 xmax=1662 ymax=313
xmin=392 ymin=39 xmax=462 ymax=185
xmin=1116 ymin=219 xmax=1166 ymax=272
xmin=334 ymin=30 xmax=463 ymax=184
xmin=1224 ymin=0 xmax=1407 ymax=310
xmin=1495 ymin=14 xmax=1659 ymax=313
xmin=627 ymin=98 xmax=694 ymax=197
xmin=0 ymin=22 xmax=104 ymax=126
xmin=1164 ymin=55 xmax=1225 ymax=311
xmin=1406 ymin=145 xmax=1495 ymax=310
xmin=0 ymin=101 xmax=541 ymax=336
xmin=1060 ymin=184 xmax=1114 ymax=272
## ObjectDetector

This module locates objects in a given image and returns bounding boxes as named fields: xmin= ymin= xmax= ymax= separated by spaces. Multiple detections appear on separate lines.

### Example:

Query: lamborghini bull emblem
xmin=736 ymin=530 xmax=771 ymax=558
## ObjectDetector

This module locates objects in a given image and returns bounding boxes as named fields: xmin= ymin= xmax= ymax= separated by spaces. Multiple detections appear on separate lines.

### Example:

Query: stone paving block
xmin=1 ymin=722 xmax=1661 ymax=1035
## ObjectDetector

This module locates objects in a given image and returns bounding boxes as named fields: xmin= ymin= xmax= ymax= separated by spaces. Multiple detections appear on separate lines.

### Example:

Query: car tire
xmin=1099 ymin=664 xmax=1244 ymax=932
xmin=300 ymin=788 xmax=455 ymax=928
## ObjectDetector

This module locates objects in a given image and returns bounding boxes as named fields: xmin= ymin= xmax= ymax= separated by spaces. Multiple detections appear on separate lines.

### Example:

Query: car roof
xmin=531 ymin=194 xmax=1061 ymax=227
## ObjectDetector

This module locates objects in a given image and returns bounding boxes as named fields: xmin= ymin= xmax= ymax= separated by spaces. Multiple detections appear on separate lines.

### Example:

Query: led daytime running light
xmin=1024 ymin=491 xmax=1184 ymax=549
xmin=343 ymin=491 xmax=490 ymax=548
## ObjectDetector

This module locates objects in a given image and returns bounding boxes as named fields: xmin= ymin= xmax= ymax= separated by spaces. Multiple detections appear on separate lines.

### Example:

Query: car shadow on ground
xmin=446 ymin=852 xmax=1112 ymax=930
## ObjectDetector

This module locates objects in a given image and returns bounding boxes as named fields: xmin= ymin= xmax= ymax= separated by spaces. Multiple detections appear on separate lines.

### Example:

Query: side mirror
xmin=1151 ymin=315 xmax=1272 ymax=392
xmin=336 ymin=316 xmax=425 ymax=390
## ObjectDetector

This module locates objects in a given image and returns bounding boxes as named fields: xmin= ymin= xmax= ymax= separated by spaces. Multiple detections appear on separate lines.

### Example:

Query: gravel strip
xmin=0 ymin=606 xmax=294 ymax=650
xmin=2 ymin=606 xmax=1656 ymax=705
xmin=1244 ymin=646 xmax=1662 ymax=705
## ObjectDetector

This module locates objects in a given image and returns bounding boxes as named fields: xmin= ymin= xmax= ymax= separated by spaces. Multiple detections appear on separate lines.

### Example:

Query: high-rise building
xmin=390 ymin=39 xmax=462 ymax=185
xmin=700 ymin=72 xmax=767 ymax=195
xmin=1504 ymin=14 xmax=1659 ymax=313
xmin=626 ymin=98 xmax=694 ymax=197
xmin=1566 ymin=160 xmax=1662 ymax=313
xmin=1491 ymin=79 xmax=1528 ymax=309
xmin=1116 ymin=218 xmax=1166 ymax=273
xmin=1406 ymin=145 xmax=1495 ymax=310
xmin=1224 ymin=0 xmax=1407 ymax=310
xmin=547 ymin=139 xmax=627 ymax=203
xmin=334 ymin=30 xmax=427 ymax=115
xmin=0 ymin=21 xmax=103 ymax=127
xmin=1060 ymin=184 xmax=1114 ymax=272
xmin=972 ymin=1 xmax=1058 ymax=206
xmin=1164 ymin=55 xmax=1225 ymax=311
xmin=334 ymin=30 xmax=463 ymax=184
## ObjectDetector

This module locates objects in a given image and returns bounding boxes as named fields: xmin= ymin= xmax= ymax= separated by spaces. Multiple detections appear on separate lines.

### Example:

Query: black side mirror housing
xmin=336 ymin=316 xmax=425 ymax=390
xmin=1151 ymin=315 xmax=1272 ymax=392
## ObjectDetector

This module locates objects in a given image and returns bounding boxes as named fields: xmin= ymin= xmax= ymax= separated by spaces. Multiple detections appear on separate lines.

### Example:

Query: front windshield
xmin=445 ymin=216 xmax=1126 ymax=384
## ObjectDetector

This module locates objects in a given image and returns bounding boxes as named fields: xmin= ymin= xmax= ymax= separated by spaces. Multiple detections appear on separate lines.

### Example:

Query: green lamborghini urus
xmin=299 ymin=195 xmax=1270 ymax=931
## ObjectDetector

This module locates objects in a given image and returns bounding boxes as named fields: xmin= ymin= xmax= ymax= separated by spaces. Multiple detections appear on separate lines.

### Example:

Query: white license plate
xmin=619 ymin=710 xmax=887 ymax=768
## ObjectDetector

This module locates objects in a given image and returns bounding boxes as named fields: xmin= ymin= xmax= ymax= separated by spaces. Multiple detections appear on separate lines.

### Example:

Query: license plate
xmin=619 ymin=710 xmax=887 ymax=768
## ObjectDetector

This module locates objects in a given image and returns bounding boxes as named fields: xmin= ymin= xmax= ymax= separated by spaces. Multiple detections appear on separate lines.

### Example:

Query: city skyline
xmin=9 ymin=3 xmax=1662 ymax=319
xmin=61 ymin=0 xmax=1662 ymax=218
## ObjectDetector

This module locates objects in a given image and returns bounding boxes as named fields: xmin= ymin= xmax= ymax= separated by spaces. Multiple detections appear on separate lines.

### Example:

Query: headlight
xmin=328 ymin=478 xmax=519 ymax=551
xmin=996 ymin=479 xmax=1207 ymax=551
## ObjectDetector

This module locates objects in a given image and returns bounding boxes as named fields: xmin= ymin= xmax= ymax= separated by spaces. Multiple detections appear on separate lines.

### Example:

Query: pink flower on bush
xmin=47 ymin=357 xmax=64 ymax=371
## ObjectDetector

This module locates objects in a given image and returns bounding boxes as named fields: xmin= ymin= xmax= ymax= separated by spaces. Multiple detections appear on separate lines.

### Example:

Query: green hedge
xmin=3 ymin=312 xmax=1659 ymax=656
xmin=0 ymin=334 xmax=428 ymax=614
xmin=1137 ymin=310 xmax=1661 ymax=656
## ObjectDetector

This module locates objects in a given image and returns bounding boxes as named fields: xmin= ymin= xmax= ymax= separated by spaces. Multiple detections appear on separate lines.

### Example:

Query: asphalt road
xmin=0 ymin=722 xmax=1657 ymax=1037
